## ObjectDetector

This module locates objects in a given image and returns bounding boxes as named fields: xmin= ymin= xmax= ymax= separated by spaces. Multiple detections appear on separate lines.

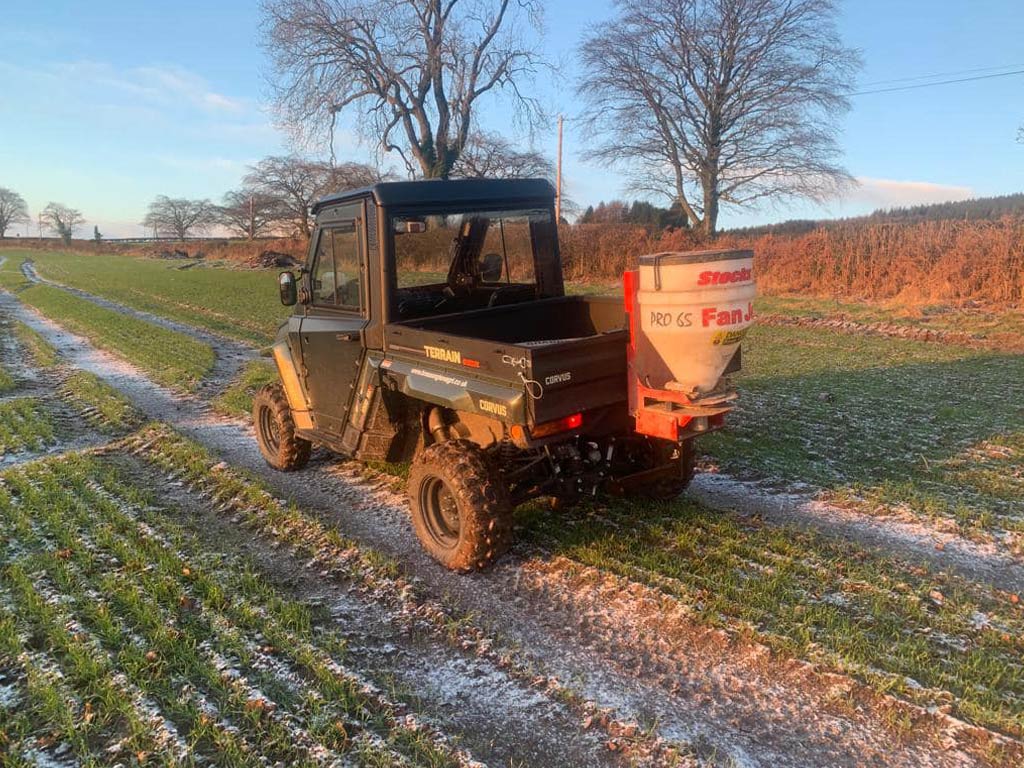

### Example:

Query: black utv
xmin=255 ymin=178 xmax=725 ymax=570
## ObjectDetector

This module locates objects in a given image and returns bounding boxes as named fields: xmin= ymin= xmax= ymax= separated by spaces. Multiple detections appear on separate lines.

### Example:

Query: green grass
xmin=13 ymin=321 xmax=59 ymax=368
xmin=518 ymin=492 xmax=1024 ymax=736
xmin=0 ymin=448 xmax=460 ymax=767
xmin=212 ymin=359 xmax=279 ymax=419
xmin=0 ymin=254 xmax=29 ymax=292
xmin=0 ymin=397 xmax=54 ymax=455
xmin=17 ymin=283 xmax=215 ymax=393
xmin=59 ymin=370 xmax=141 ymax=433
xmin=19 ymin=249 xmax=290 ymax=345
xmin=0 ymin=365 xmax=13 ymax=394
xmin=703 ymin=325 xmax=1024 ymax=543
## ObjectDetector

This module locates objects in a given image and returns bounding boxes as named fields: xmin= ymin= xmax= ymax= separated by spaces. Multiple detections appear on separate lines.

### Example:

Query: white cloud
xmin=844 ymin=177 xmax=974 ymax=209
xmin=59 ymin=61 xmax=248 ymax=114
xmin=0 ymin=58 xmax=250 ymax=117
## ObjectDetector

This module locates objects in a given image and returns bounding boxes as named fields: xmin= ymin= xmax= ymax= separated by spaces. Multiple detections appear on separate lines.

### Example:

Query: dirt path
xmin=118 ymin=453 xmax=624 ymax=768
xmin=689 ymin=473 xmax=1024 ymax=594
xmin=2 ymin=285 xmax=1018 ymax=766
xmin=20 ymin=259 xmax=257 ymax=397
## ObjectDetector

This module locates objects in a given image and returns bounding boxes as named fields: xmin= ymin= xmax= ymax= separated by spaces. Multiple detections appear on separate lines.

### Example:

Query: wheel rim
xmin=419 ymin=476 xmax=460 ymax=551
xmin=259 ymin=405 xmax=281 ymax=452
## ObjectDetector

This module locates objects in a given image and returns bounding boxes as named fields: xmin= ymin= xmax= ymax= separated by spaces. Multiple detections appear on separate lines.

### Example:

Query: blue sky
xmin=1 ymin=0 xmax=1022 ymax=237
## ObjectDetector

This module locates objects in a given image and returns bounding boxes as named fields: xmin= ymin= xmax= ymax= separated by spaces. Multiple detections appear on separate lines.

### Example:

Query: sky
xmin=1 ymin=0 xmax=1023 ymax=237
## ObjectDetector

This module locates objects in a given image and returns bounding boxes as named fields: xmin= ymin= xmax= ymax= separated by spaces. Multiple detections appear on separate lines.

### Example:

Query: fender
xmin=271 ymin=340 xmax=315 ymax=431
xmin=378 ymin=356 xmax=526 ymax=424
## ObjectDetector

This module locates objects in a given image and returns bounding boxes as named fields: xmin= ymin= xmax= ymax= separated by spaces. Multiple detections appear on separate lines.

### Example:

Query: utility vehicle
xmin=255 ymin=178 xmax=745 ymax=570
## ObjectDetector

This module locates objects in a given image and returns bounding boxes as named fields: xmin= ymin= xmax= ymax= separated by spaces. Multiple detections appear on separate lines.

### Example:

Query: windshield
xmin=390 ymin=207 xmax=557 ymax=320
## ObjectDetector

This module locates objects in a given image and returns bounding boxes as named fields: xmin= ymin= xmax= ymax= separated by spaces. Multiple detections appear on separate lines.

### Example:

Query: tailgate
xmin=527 ymin=330 xmax=628 ymax=424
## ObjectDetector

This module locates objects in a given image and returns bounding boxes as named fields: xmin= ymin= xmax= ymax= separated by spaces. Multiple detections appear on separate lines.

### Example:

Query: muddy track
xmin=0 ymin=311 xmax=114 ymax=468
xmin=758 ymin=312 xmax=1024 ymax=353
xmin=20 ymin=259 xmax=257 ymax=397
xmin=689 ymin=473 xmax=1024 ymax=594
xmin=2 ymin=285 xmax=1019 ymax=766
xmin=116 ymin=453 xmax=624 ymax=768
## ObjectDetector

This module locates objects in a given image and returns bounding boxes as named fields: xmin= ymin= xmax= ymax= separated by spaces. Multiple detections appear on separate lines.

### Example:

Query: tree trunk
xmin=701 ymin=177 xmax=719 ymax=239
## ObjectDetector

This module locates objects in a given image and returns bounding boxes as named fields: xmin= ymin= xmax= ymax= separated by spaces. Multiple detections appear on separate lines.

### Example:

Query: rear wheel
xmin=253 ymin=384 xmax=311 ymax=471
xmin=643 ymin=438 xmax=696 ymax=500
xmin=408 ymin=439 xmax=513 ymax=571
xmin=615 ymin=437 xmax=695 ymax=501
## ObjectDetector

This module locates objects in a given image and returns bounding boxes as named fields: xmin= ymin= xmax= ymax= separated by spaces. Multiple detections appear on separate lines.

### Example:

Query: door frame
xmin=299 ymin=208 xmax=369 ymax=436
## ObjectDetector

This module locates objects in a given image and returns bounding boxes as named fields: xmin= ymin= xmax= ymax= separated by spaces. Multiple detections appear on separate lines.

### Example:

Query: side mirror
xmin=278 ymin=271 xmax=298 ymax=306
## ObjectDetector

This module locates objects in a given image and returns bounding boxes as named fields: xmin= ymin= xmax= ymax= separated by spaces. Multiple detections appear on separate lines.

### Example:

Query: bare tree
xmin=218 ymin=189 xmax=288 ymax=239
xmin=0 ymin=187 xmax=30 ymax=238
xmin=452 ymin=132 xmax=555 ymax=180
xmin=262 ymin=0 xmax=547 ymax=179
xmin=142 ymin=196 xmax=217 ymax=240
xmin=244 ymin=155 xmax=389 ymax=237
xmin=40 ymin=202 xmax=85 ymax=244
xmin=579 ymin=0 xmax=860 ymax=237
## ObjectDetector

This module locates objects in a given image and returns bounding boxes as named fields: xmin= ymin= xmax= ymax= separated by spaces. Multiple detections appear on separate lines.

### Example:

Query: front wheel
xmin=252 ymin=384 xmax=311 ymax=471
xmin=407 ymin=440 xmax=513 ymax=571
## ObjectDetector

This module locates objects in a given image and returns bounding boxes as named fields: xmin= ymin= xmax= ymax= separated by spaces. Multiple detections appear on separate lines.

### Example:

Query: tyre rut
xmin=20 ymin=259 xmax=256 ymax=397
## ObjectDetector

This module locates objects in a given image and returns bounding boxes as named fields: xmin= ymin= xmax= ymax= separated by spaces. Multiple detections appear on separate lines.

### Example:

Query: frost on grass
xmin=0 ymin=398 xmax=55 ymax=457
xmin=704 ymin=324 xmax=1024 ymax=546
xmin=518 ymin=486 xmax=1024 ymax=740
xmin=58 ymin=370 xmax=142 ymax=434
xmin=16 ymin=283 xmax=215 ymax=393
xmin=0 ymin=450 xmax=470 ymax=768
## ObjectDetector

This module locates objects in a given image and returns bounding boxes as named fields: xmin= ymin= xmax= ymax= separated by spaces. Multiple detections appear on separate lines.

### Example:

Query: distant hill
xmin=725 ymin=192 xmax=1024 ymax=237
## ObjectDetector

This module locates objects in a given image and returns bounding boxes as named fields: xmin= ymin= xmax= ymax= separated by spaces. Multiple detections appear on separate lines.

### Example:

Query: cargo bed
xmin=385 ymin=295 xmax=629 ymax=424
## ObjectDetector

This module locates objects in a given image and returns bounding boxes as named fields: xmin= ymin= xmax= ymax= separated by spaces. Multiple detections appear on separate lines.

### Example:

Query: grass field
xmin=757 ymin=295 xmax=1024 ymax=341
xmin=4 ymin=243 xmax=1024 ymax=750
xmin=521 ymin=490 xmax=1024 ymax=735
xmin=0 ymin=256 xmax=29 ymax=292
xmin=59 ymin=370 xmax=142 ymax=433
xmin=703 ymin=325 xmax=1024 ymax=547
xmin=16 ymin=284 xmax=215 ymax=393
xmin=0 ymin=398 xmax=54 ymax=455
xmin=17 ymin=249 xmax=289 ymax=345
xmin=0 ymin=448 xmax=461 ymax=767
xmin=213 ymin=359 xmax=279 ymax=419
xmin=13 ymin=320 xmax=60 ymax=369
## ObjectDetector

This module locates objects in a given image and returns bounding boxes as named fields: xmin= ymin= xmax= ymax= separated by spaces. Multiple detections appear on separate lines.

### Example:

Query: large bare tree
xmin=40 ymin=202 xmax=85 ymax=244
xmin=244 ymin=155 xmax=388 ymax=237
xmin=452 ymin=132 xmax=554 ymax=180
xmin=262 ymin=0 xmax=546 ymax=178
xmin=142 ymin=196 xmax=217 ymax=240
xmin=579 ymin=0 xmax=860 ymax=237
xmin=217 ymin=189 xmax=288 ymax=239
xmin=0 ymin=187 xmax=30 ymax=238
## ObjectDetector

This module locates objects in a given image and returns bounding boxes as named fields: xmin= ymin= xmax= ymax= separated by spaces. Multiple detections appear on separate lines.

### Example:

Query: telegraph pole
xmin=555 ymin=115 xmax=564 ymax=224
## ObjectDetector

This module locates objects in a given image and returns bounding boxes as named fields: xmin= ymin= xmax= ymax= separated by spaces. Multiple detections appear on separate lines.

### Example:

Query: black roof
xmin=312 ymin=177 xmax=555 ymax=213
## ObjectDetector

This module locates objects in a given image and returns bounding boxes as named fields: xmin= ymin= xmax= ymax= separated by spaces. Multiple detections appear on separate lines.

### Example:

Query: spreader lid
xmin=638 ymin=249 xmax=753 ymax=267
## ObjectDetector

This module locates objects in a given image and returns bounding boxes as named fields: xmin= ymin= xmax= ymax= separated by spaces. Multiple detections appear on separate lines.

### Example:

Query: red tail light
xmin=531 ymin=412 xmax=583 ymax=438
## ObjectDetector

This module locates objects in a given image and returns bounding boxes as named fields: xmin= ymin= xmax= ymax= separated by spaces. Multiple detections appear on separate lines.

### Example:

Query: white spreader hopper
xmin=634 ymin=249 xmax=755 ymax=394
